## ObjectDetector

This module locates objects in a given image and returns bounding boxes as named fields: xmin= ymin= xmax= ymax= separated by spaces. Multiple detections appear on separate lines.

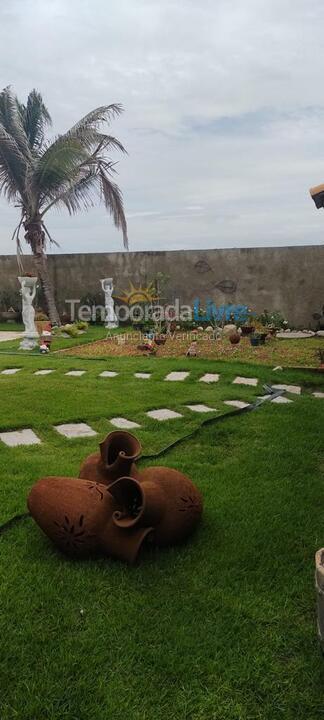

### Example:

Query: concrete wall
xmin=0 ymin=245 xmax=322 ymax=327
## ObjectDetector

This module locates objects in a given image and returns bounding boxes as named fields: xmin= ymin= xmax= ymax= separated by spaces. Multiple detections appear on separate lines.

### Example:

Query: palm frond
xmin=0 ymin=86 xmax=32 ymax=161
xmin=99 ymin=166 xmax=128 ymax=249
xmin=42 ymin=169 xmax=100 ymax=216
xmin=0 ymin=124 xmax=29 ymax=203
xmin=33 ymin=135 xmax=90 ymax=205
xmin=69 ymin=104 xmax=123 ymax=136
xmin=19 ymin=90 xmax=52 ymax=152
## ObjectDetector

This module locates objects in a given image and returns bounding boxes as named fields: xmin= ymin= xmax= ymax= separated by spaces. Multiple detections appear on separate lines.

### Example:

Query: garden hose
xmin=0 ymin=385 xmax=283 ymax=536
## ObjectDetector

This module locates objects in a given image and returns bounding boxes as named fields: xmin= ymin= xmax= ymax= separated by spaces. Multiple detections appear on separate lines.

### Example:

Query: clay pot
xmin=241 ymin=326 xmax=255 ymax=336
xmin=27 ymin=466 xmax=203 ymax=563
xmin=229 ymin=331 xmax=241 ymax=345
xmin=116 ymin=466 xmax=203 ymax=547
xmin=79 ymin=431 xmax=141 ymax=485
xmin=27 ymin=476 xmax=153 ymax=564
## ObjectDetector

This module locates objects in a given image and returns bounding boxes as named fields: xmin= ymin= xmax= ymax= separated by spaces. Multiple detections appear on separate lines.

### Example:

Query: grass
xmin=0 ymin=352 xmax=324 ymax=719
xmin=0 ymin=322 xmax=108 ymax=352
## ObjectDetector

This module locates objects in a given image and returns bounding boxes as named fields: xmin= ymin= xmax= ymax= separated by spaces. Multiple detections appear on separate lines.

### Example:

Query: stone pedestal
xmin=18 ymin=276 xmax=39 ymax=350
xmin=100 ymin=278 xmax=118 ymax=329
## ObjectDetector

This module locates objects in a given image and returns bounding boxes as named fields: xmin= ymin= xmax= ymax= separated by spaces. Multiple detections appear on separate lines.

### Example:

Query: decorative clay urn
xmin=27 ymin=468 xmax=202 ymax=563
xmin=79 ymin=431 xmax=141 ymax=484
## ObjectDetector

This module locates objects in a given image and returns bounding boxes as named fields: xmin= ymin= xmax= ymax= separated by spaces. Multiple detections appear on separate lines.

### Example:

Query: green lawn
xmin=1 ymin=353 xmax=324 ymax=719
xmin=0 ymin=322 xmax=108 ymax=353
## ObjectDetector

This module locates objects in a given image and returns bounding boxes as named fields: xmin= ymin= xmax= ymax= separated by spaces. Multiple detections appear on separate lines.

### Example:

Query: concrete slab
xmin=1 ymin=368 xmax=21 ymax=375
xmin=99 ymin=371 xmax=118 ymax=377
xmin=0 ymin=331 xmax=23 ymax=343
xmin=34 ymin=369 xmax=54 ymax=376
xmin=224 ymin=400 xmax=250 ymax=409
xmin=313 ymin=392 xmax=324 ymax=398
xmin=165 ymin=372 xmax=190 ymax=381
xmin=134 ymin=373 xmax=151 ymax=379
xmin=110 ymin=417 xmax=141 ymax=429
xmin=233 ymin=376 xmax=258 ymax=386
xmin=54 ymin=423 xmax=97 ymax=438
xmin=272 ymin=384 xmax=301 ymax=395
xmin=146 ymin=408 xmax=183 ymax=421
xmin=199 ymin=373 xmax=220 ymax=383
xmin=0 ymin=428 xmax=41 ymax=447
xmin=271 ymin=396 xmax=293 ymax=404
xmin=65 ymin=370 xmax=86 ymax=377
xmin=186 ymin=404 xmax=217 ymax=413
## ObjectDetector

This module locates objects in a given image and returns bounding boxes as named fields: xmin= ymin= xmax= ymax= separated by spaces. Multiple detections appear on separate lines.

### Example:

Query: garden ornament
xmin=79 ymin=430 xmax=141 ymax=485
xmin=27 ymin=469 xmax=202 ymax=564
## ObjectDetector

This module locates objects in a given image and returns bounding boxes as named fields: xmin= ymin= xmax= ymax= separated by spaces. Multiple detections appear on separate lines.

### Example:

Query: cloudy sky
xmin=1 ymin=0 xmax=324 ymax=254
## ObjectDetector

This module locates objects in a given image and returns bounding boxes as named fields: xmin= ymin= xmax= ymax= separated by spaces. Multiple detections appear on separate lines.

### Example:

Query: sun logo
xmin=116 ymin=281 xmax=158 ymax=305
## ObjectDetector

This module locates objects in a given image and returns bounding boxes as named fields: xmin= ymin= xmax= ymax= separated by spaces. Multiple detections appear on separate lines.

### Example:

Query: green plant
xmin=0 ymin=86 xmax=128 ymax=325
xmin=76 ymin=320 xmax=88 ymax=331
xmin=61 ymin=323 xmax=79 ymax=338
xmin=257 ymin=309 xmax=288 ymax=329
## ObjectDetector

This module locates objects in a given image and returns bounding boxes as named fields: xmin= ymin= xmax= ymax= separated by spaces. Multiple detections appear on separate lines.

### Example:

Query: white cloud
xmin=0 ymin=0 xmax=324 ymax=254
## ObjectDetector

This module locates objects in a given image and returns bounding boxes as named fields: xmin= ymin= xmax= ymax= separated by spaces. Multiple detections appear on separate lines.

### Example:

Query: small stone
xmin=272 ymin=366 xmax=283 ymax=371
xmin=233 ymin=376 xmax=258 ymax=386
xmin=54 ymin=423 xmax=97 ymax=438
xmin=199 ymin=373 xmax=220 ymax=383
xmin=224 ymin=400 xmax=250 ymax=409
xmin=165 ymin=372 xmax=189 ymax=381
xmin=65 ymin=370 xmax=86 ymax=377
xmin=134 ymin=373 xmax=151 ymax=379
xmin=186 ymin=404 xmax=217 ymax=413
xmin=110 ymin=417 xmax=141 ymax=429
xmin=1 ymin=368 xmax=21 ymax=375
xmin=99 ymin=371 xmax=118 ymax=377
xmin=146 ymin=408 xmax=183 ymax=421
xmin=0 ymin=428 xmax=41 ymax=447
xmin=272 ymin=384 xmax=301 ymax=395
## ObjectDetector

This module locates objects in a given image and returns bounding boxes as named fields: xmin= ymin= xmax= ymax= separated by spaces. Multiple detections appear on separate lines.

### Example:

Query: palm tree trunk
xmin=24 ymin=218 xmax=61 ymax=326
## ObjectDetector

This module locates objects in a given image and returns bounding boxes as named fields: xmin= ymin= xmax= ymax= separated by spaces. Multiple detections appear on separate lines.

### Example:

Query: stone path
xmin=0 ymin=366 xmax=319 ymax=447
xmin=0 ymin=331 xmax=23 ymax=343
xmin=54 ymin=423 xmax=97 ymax=439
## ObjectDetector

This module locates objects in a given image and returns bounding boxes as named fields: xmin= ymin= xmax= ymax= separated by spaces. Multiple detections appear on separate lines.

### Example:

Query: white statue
xmin=101 ymin=278 xmax=118 ymax=329
xmin=18 ymin=276 xmax=39 ymax=350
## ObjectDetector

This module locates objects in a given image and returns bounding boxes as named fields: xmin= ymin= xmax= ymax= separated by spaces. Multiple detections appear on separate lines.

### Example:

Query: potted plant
xmin=229 ymin=330 xmax=241 ymax=345
xmin=250 ymin=333 xmax=263 ymax=346
xmin=240 ymin=308 xmax=255 ymax=336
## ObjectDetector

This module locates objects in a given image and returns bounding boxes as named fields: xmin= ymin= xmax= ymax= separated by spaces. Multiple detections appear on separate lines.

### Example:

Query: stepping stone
xmin=134 ymin=373 xmax=151 ymax=379
xmin=199 ymin=373 xmax=219 ymax=383
xmin=186 ymin=404 xmax=217 ymax=413
xmin=0 ymin=428 xmax=41 ymax=447
xmin=99 ymin=371 xmax=118 ymax=378
xmin=271 ymin=396 xmax=293 ymax=404
xmin=224 ymin=400 xmax=250 ymax=409
xmin=233 ymin=376 xmax=258 ymax=386
xmin=34 ymin=369 xmax=54 ymax=376
xmin=313 ymin=392 xmax=324 ymax=399
xmin=146 ymin=408 xmax=183 ymax=421
xmin=165 ymin=372 xmax=189 ymax=381
xmin=1 ymin=368 xmax=21 ymax=375
xmin=54 ymin=423 xmax=97 ymax=438
xmin=272 ymin=384 xmax=301 ymax=395
xmin=65 ymin=370 xmax=86 ymax=377
xmin=110 ymin=417 xmax=141 ymax=429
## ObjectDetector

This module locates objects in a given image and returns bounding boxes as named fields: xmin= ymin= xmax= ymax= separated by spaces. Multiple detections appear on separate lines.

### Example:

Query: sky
xmin=1 ymin=0 xmax=324 ymax=254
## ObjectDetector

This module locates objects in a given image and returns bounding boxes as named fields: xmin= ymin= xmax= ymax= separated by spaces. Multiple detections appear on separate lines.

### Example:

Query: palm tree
xmin=0 ymin=86 xmax=128 ymax=324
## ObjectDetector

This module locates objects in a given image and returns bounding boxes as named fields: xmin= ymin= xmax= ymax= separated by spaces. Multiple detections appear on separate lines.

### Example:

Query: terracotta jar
xmin=27 ymin=467 xmax=203 ymax=563
xmin=27 ymin=476 xmax=153 ymax=564
xmin=229 ymin=331 xmax=241 ymax=345
xmin=79 ymin=430 xmax=141 ymax=485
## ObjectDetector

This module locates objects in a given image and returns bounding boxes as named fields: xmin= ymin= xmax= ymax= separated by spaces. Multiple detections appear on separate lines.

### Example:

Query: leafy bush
xmin=257 ymin=309 xmax=288 ymax=329
xmin=76 ymin=321 xmax=88 ymax=331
